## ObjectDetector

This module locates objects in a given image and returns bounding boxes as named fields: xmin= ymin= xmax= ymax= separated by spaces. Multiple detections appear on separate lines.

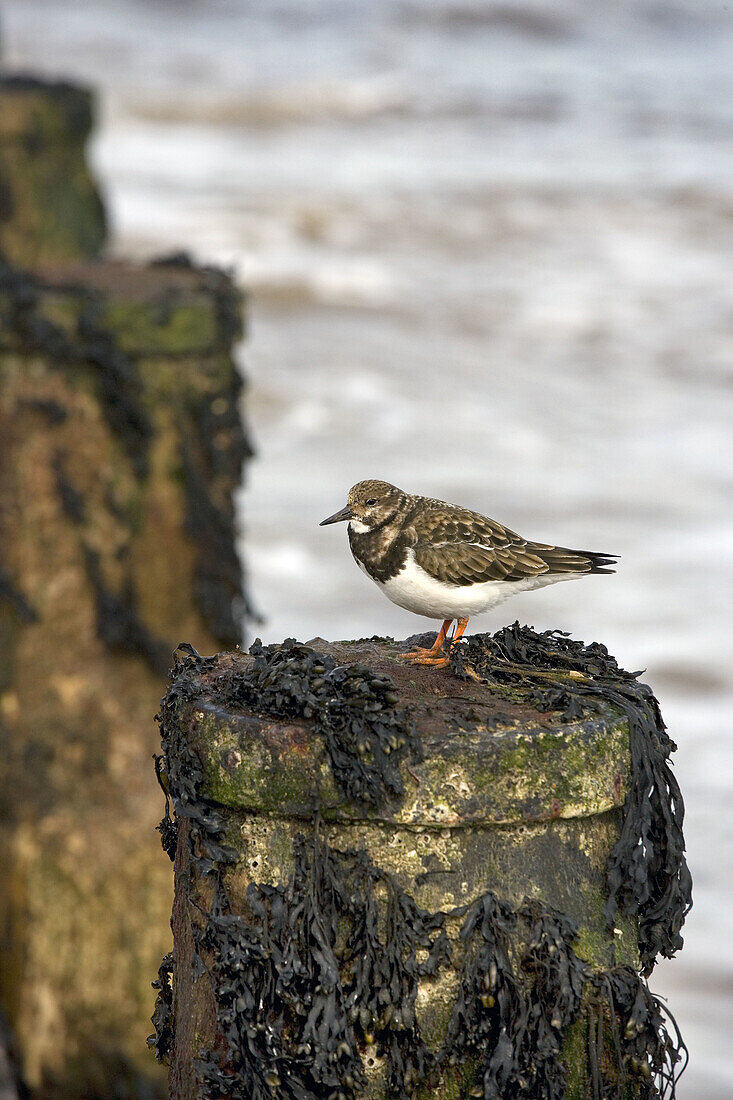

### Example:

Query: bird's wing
xmin=412 ymin=508 xmax=615 ymax=586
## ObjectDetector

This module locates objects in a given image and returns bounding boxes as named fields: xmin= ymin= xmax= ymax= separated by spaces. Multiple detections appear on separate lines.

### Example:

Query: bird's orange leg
xmin=399 ymin=618 xmax=469 ymax=668
xmin=398 ymin=619 xmax=452 ymax=661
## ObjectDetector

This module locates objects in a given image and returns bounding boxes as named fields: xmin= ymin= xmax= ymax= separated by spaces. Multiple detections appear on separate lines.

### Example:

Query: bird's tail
xmin=579 ymin=549 xmax=618 ymax=575
xmin=531 ymin=544 xmax=618 ymax=575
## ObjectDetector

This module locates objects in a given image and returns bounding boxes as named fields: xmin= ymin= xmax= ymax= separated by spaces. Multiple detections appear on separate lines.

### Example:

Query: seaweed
xmin=52 ymin=452 xmax=86 ymax=525
xmin=154 ymin=753 xmax=178 ymax=862
xmin=76 ymin=297 xmax=153 ymax=479
xmin=440 ymin=890 xmax=522 ymax=1096
xmin=193 ymin=832 xmax=455 ymax=1100
xmin=151 ymin=251 xmax=196 ymax=269
xmin=16 ymin=397 xmax=68 ymax=424
xmin=0 ymin=566 xmax=38 ymax=623
xmin=159 ymin=637 xmax=421 ymax=810
xmin=82 ymin=546 xmax=170 ymax=676
xmin=153 ymin=250 xmax=252 ymax=644
xmin=219 ymin=637 xmax=421 ymax=806
xmin=179 ymin=322 xmax=253 ymax=646
xmin=0 ymin=1006 xmax=30 ymax=1099
xmin=157 ymin=644 xmax=240 ymax=876
xmin=341 ymin=848 xmax=450 ymax=1095
xmin=0 ymin=262 xmax=152 ymax=477
xmin=196 ymin=832 xmax=365 ymax=1100
xmin=442 ymin=894 xmax=585 ymax=1100
xmin=148 ymin=953 xmax=175 ymax=1065
xmin=180 ymin=431 xmax=248 ymax=649
xmin=510 ymin=900 xmax=586 ymax=1100
xmin=0 ymin=178 xmax=14 ymax=225
xmin=450 ymin=624 xmax=692 ymax=974
xmin=584 ymin=966 xmax=687 ymax=1100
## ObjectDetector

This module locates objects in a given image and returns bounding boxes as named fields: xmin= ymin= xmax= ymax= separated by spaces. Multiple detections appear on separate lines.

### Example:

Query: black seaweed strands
xmin=342 ymin=847 xmax=451 ymax=1095
xmin=147 ymin=953 xmax=175 ymax=1064
xmin=584 ymin=966 xmax=687 ymax=1100
xmin=162 ymin=250 xmax=254 ymax=647
xmin=0 ymin=263 xmax=152 ymax=477
xmin=442 ymin=894 xmax=585 ymax=1100
xmin=511 ymin=900 xmax=586 ymax=1100
xmin=221 ymin=637 xmax=422 ymax=806
xmin=180 ymin=418 xmax=251 ymax=649
xmin=82 ymin=545 xmax=171 ymax=677
xmin=157 ymin=644 xmax=239 ymax=876
xmin=441 ymin=890 xmax=522 ymax=1096
xmin=0 ymin=566 xmax=38 ymax=623
xmin=443 ymin=892 xmax=685 ymax=1100
xmin=196 ymin=832 xmax=450 ymax=1100
xmin=450 ymin=623 xmax=692 ymax=975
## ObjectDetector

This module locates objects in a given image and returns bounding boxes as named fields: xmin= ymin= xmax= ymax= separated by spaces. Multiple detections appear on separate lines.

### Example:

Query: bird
xmin=320 ymin=479 xmax=616 ymax=668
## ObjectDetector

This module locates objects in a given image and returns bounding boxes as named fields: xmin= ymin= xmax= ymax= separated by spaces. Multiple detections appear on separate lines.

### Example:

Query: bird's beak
xmin=319 ymin=504 xmax=353 ymax=526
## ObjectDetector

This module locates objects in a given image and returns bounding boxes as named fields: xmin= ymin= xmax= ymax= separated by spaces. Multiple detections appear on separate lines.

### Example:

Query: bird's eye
xmin=366 ymin=497 xmax=377 ymax=506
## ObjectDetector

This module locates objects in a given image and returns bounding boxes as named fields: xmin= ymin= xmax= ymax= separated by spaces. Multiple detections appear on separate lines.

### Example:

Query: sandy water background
xmin=4 ymin=1 xmax=733 ymax=1095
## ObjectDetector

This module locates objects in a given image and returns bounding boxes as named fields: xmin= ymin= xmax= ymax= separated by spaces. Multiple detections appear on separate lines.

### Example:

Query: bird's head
xmin=319 ymin=480 xmax=403 ymax=531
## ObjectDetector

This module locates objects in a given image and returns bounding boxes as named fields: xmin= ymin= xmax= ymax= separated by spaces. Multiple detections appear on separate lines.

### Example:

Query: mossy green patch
xmin=100 ymin=299 xmax=217 ymax=356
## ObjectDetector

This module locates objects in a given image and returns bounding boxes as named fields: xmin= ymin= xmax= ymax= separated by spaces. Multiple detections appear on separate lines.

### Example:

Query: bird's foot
xmin=396 ymin=646 xmax=449 ymax=664
xmin=400 ymin=653 xmax=450 ymax=668
xmin=398 ymin=619 xmax=453 ymax=662
xmin=398 ymin=646 xmax=441 ymax=661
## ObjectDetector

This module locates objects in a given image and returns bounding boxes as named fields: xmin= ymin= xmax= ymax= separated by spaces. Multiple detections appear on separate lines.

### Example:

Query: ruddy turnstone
xmin=320 ymin=479 xmax=616 ymax=667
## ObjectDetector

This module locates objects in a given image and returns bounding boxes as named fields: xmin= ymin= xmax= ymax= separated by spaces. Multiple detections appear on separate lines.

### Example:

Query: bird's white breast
xmin=368 ymin=549 xmax=576 ymax=620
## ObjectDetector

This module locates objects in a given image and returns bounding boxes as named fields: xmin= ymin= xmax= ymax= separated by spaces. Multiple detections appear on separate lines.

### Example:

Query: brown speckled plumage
xmin=339 ymin=480 xmax=616 ymax=587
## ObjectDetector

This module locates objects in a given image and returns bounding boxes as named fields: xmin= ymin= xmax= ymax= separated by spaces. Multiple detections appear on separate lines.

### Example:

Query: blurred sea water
xmin=4 ymin=1 xmax=733 ymax=1095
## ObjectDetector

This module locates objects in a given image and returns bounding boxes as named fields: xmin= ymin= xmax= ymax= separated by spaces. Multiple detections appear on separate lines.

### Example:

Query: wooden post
xmin=0 ymin=257 xmax=252 ymax=1096
xmin=159 ymin=634 xmax=689 ymax=1099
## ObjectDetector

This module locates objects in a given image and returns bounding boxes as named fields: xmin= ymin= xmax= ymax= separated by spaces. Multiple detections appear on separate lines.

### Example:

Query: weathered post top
xmin=186 ymin=638 xmax=630 ymax=829
xmin=0 ymin=75 xmax=106 ymax=266
xmin=157 ymin=627 xmax=690 ymax=1099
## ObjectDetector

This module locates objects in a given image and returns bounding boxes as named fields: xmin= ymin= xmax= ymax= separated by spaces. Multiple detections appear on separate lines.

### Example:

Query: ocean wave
xmin=395 ymin=0 xmax=730 ymax=36
xmin=129 ymin=75 xmax=411 ymax=127
xmin=396 ymin=0 xmax=574 ymax=38
xmin=243 ymin=255 xmax=399 ymax=309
